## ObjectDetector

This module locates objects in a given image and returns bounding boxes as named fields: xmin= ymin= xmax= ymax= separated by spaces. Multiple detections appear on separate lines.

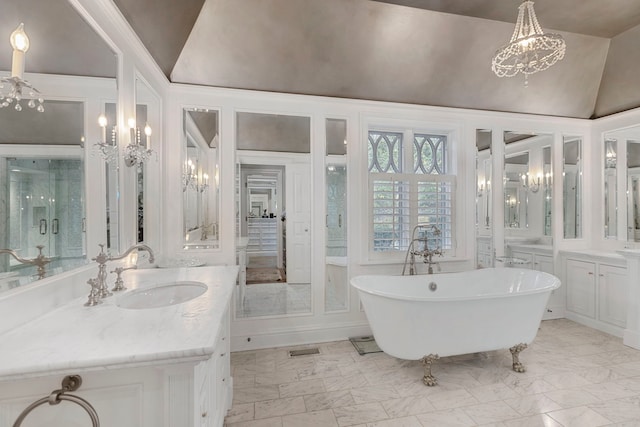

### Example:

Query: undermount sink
xmin=117 ymin=281 xmax=208 ymax=309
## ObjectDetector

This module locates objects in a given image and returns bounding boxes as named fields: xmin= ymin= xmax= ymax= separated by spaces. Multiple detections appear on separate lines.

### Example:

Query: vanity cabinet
xmin=508 ymin=245 xmax=562 ymax=320
xmin=0 ymin=307 xmax=232 ymax=427
xmin=562 ymin=251 xmax=627 ymax=336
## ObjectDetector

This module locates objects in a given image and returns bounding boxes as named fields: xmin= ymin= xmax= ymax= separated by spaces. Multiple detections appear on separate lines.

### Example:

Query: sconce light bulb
xmin=10 ymin=23 xmax=29 ymax=53
xmin=128 ymin=118 xmax=136 ymax=129
xmin=98 ymin=114 xmax=107 ymax=128
xmin=144 ymin=123 xmax=152 ymax=136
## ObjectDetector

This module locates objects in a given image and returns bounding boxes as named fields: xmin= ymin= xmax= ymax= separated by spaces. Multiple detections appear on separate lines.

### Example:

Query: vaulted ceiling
xmin=3 ymin=0 xmax=640 ymax=119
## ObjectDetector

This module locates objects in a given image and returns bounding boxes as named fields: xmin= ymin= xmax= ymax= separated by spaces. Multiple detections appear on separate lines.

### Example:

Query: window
xmin=368 ymin=129 xmax=455 ymax=256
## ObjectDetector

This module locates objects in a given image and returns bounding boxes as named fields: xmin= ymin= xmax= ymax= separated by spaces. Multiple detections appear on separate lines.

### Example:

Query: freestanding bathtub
xmin=351 ymin=268 xmax=561 ymax=385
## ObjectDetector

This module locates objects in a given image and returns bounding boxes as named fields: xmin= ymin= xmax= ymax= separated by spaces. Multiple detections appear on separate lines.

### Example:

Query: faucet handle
xmin=84 ymin=278 xmax=102 ymax=307
xmin=110 ymin=265 xmax=137 ymax=292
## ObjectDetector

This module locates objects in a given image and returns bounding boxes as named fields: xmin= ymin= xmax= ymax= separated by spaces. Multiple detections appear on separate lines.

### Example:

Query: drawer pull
xmin=202 ymin=412 xmax=208 ymax=418
xmin=588 ymin=272 xmax=594 ymax=275
xmin=221 ymin=353 xmax=226 ymax=357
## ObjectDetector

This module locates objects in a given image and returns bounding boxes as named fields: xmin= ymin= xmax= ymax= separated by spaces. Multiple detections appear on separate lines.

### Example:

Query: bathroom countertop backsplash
xmin=0 ymin=265 xmax=238 ymax=381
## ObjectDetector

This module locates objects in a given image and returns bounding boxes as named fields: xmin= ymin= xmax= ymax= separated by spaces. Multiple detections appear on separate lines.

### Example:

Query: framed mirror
xmin=235 ymin=111 xmax=311 ymax=318
xmin=325 ymin=118 xmax=348 ymax=312
xmin=563 ymin=136 xmax=583 ymax=239
xmin=475 ymin=129 xmax=492 ymax=268
xmin=0 ymin=2 xmax=118 ymax=290
xmin=628 ymin=139 xmax=640 ymax=242
xmin=504 ymin=151 xmax=529 ymax=229
xmin=543 ymin=146 xmax=552 ymax=236
xmin=604 ymin=138 xmax=617 ymax=239
xmin=182 ymin=108 xmax=219 ymax=249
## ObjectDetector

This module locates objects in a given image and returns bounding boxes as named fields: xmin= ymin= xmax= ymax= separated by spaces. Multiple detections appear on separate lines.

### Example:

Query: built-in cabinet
xmin=562 ymin=251 xmax=627 ymax=336
xmin=507 ymin=244 xmax=563 ymax=320
xmin=247 ymin=217 xmax=277 ymax=254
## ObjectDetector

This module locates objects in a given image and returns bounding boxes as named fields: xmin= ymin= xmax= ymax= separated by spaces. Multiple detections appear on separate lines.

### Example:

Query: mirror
xmin=543 ymin=146 xmax=552 ymax=236
xmin=182 ymin=109 xmax=219 ymax=249
xmin=325 ymin=118 xmax=347 ymax=312
xmin=235 ymin=112 xmax=311 ymax=318
xmin=475 ymin=129 xmax=492 ymax=268
xmin=604 ymin=138 xmax=617 ymax=239
xmin=0 ymin=1 xmax=118 ymax=290
xmin=563 ymin=136 xmax=583 ymax=239
xmin=504 ymin=151 xmax=529 ymax=229
xmin=628 ymin=139 xmax=640 ymax=242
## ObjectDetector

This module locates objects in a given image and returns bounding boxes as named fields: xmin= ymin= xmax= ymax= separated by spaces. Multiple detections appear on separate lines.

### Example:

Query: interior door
xmin=285 ymin=163 xmax=311 ymax=283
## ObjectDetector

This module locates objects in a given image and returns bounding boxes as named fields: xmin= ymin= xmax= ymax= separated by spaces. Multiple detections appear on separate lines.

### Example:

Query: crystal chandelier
xmin=0 ymin=23 xmax=44 ymax=112
xmin=491 ymin=1 xmax=566 ymax=83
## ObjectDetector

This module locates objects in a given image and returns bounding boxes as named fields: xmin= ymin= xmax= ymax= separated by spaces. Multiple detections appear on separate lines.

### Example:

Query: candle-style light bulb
xmin=144 ymin=123 xmax=152 ymax=150
xmin=10 ymin=23 xmax=30 ymax=79
xmin=98 ymin=114 xmax=107 ymax=143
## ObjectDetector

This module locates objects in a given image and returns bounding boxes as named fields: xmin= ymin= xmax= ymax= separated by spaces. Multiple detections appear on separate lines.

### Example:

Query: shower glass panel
xmin=7 ymin=158 xmax=85 ymax=278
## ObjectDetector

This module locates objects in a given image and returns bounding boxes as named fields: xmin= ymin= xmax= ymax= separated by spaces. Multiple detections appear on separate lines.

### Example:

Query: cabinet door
xmin=565 ymin=259 xmax=596 ymax=318
xmin=534 ymin=254 xmax=554 ymax=275
xmin=598 ymin=264 xmax=627 ymax=328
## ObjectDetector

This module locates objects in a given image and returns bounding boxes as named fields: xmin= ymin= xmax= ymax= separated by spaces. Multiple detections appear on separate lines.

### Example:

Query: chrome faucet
xmin=85 ymin=243 xmax=155 ymax=306
xmin=402 ymin=224 xmax=444 ymax=275
xmin=0 ymin=245 xmax=51 ymax=280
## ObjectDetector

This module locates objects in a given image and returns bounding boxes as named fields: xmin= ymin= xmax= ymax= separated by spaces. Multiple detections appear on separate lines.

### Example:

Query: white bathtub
xmin=351 ymin=268 xmax=561 ymax=384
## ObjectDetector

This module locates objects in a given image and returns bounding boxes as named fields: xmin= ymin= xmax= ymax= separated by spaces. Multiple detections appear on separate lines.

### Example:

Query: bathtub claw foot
xmin=420 ymin=354 xmax=440 ymax=386
xmin=509 ymin=343 xmax=528 ymax=373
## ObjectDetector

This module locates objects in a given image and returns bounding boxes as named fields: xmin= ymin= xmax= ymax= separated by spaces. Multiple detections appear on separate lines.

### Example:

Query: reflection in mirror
xmin=504 ymin=151 xmax=529 ymax=229
xmin=475 ymin=129 xmax=492 ymax=268
xmin=326 ymin=118 xmax=347 ymax=312
xmin=103 ymin=103 xmax=120 ymax=251
xmin=182 ymin=109 xmax=219 ymax=249
xmin=0 ymin=101 xmax=87 ymax=286
xmin=628 ymin=139 xmax=640 ymax=241
xmin=563 ymin=136 xmax=583 ymax=239
xmin=235 ymin=112 xmax=311 ymax=318
xmin=543 ymin=146 xmax=552 ymax=236
xmin=604 ymin=138 xmax=617 ymax=239
xmin=0 ymin=0 xmax=117 ymax=290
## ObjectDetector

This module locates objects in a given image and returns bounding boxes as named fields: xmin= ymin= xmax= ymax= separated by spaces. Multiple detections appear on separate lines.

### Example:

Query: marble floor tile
xmin=547 ymin=405 xmax=612 ymax=427
xmin=225 ymin=320 xmax=640 ymax=426
xmin=461 ymin=401 xmax=521 ymax=424
xmin=414 ymin=407 xmax=477 ymax=426
xmin=381 ymin=395 xmax=435 ymax=418
xmin=333 ymin=402 xmax=389 ymax=426
xmin=254 ymin=396 xmax=306 ymax=419
xmin=281 ymin=409 xmax=338 ymax=427
xmin=303 ymin=389 xmax=356 ymax=411
xmin=278 ymin=378 xmax=325 ymax=398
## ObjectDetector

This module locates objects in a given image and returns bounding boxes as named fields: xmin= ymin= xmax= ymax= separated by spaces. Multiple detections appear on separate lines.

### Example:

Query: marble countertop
xmin=0 ymin=265 xmax=238 ymax=381
xmin=560 ymin=249 xmax=626 ymax=262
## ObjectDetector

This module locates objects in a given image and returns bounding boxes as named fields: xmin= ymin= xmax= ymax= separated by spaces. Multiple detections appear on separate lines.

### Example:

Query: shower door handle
xmin=39 ymin=219 xmax=47 ymax=235
xmin=52 ymin=219 xmax=59 ymax=235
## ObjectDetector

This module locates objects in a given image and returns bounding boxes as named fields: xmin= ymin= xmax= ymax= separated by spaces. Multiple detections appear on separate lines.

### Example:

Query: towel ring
xmin=13 ymin=375 xmax=100 ymax=427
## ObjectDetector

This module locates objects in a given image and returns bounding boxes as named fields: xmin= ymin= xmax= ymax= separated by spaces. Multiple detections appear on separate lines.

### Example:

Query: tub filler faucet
xmin=0 ymin=245 xmax=51 ymax=280
xmin=402 ymin=224 xmax=443 ymax=275
xmin=85 ymin=243 xmax=155 ymax=306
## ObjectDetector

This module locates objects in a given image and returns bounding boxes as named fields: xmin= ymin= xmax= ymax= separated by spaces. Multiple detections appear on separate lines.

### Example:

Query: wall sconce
xmin=93 ymin=114 xmax=118 ymax=164
xmin=200 ymin=173 xmax=209 ymax=193
xmin=477 ymin=181 xmax=485 ymax=197
xmin=521 ymin=172 xmax=540 ymax=193
xmin=0 ymin=23 xmax=44 ymax=112
xmin=123 ymin=118 xmax=154 ymax=167
xmin=183 ymin=159 xmax=197 ymax=191
xmin=544 ymin=172 xmax=553 ymax=188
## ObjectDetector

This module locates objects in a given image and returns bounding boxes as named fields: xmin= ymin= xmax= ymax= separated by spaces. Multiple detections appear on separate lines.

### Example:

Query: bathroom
xmin=2 ymin=0 xmax=640 ymax=425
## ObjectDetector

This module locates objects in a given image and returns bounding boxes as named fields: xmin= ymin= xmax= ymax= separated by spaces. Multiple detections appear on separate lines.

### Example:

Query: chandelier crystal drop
xmin=491 ymin=1 xmax=566 ymax=81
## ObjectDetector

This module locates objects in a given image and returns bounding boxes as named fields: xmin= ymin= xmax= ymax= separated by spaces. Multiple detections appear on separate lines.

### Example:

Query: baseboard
xmin=624 ymin=329 xmax=640 ymax=350
xmin=230 ymin=322 xmax=372 ymax=352
xmin=565 ymin=312 xmax=624 ymax=338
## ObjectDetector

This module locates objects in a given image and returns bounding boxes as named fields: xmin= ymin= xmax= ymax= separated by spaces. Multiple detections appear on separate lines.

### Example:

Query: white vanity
xmin=0 ymin=265 xmax=238 ymax=427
